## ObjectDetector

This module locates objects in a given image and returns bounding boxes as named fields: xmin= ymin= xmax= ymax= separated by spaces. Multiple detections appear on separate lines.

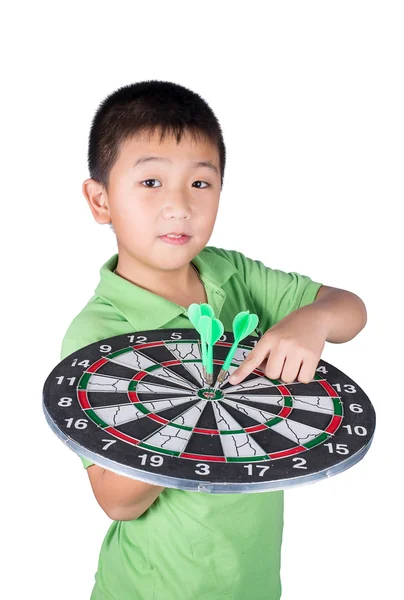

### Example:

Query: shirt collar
xmin=94 ymin=247 xmax=238 ymax=331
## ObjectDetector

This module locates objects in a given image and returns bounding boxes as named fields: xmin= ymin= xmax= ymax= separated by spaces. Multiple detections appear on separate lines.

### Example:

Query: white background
xmin=2 ymin=1 xmax=402 ymax=598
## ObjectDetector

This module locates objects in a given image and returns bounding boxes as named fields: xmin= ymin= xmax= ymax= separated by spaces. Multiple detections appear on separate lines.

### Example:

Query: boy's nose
xmin=162 ymin=194 xmax=192 ymax=217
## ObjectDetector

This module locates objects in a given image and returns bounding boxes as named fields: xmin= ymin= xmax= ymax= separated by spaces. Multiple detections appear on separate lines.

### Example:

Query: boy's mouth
xmin=159 ymin=233 xmax=191 ymax=245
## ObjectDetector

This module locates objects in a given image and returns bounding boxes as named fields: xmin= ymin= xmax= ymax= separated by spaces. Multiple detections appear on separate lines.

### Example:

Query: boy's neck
xmin=114 ymin=248 xmax=200 ymax=301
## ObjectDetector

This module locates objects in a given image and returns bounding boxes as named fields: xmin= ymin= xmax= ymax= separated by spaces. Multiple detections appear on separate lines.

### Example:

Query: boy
xmin=61 ymin=80 xmax=367 ymax=600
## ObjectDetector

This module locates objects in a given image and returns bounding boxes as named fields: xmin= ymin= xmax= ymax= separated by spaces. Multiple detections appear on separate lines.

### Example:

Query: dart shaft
xmin=213 ymin=368 xmax=228 ymax=389
xmin=200 ymin=338 xmax=208 ymax=368
xmin=202 ymin=365 xmax=214 ymax=387
xmin=223 ymin=339 xmax=239 ymax=372
xmin=207 ymin=343 xmax=213 ymax=375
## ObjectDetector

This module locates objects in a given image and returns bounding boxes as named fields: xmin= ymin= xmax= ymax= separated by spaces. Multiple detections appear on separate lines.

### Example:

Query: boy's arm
xmin=87 ymin=465 xmax=165 ymax=521
xmin=60 ymin=318 xmax=165 ymax=521
xmin=307 ymin=284 xmax=367 ymax=342
xmin=229 ymin=284 xmax=367 ymax=385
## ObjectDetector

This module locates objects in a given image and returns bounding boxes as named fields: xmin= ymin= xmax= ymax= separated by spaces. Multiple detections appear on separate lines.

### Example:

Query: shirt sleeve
xmin=212 ymin=247 xmax=323 ymax=333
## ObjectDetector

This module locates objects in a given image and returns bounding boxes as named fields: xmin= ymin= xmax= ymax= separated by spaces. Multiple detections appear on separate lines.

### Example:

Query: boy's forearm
xmin=97 ymin=469 xmax=165 ymax=521
xmin=305 ymin=287 xmax=367 ymax=343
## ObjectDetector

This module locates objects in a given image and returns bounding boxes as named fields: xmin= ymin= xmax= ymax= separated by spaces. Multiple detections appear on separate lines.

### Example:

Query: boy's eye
xmin=193 ymin=181 xmax=210 ymax=189
xmin=141 ymin=179 xmax=210 ymax=189
xmin=142 ymin=179 xmax=162 ymax=188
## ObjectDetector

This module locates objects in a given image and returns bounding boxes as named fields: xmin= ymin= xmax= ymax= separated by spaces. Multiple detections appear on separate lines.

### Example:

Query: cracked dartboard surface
xmin=43 ymin=328 xmax=376 ymax=493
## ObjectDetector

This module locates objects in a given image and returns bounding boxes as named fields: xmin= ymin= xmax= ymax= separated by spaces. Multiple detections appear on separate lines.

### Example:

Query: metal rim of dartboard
xmin=42 ymin=328 xmax=376 ymax=493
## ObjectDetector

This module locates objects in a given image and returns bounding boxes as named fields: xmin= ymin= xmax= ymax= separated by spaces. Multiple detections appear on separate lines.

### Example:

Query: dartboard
xmin=42 ymin=328 xmax=376 ymax=493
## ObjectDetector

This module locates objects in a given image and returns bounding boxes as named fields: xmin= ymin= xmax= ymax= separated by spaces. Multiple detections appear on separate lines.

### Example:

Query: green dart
xmin=199 ymin=315 xmax=224 ymax=386
xmin=187 ymin=303 xmax=215 ymax=384
xmin=214 ymin=310 xmax=259 ymax=388
xmin=187 ymin=303 xmax=215 ymax=330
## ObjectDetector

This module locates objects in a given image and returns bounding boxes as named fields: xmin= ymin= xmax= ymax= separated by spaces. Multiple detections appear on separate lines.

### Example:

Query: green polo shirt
xmin=61 ymin=245 xmax=322 ymax=600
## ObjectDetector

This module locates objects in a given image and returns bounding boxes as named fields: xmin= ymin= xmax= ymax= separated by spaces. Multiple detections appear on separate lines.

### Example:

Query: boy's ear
xmin=82 ymin=178 xmax=111 ymax=224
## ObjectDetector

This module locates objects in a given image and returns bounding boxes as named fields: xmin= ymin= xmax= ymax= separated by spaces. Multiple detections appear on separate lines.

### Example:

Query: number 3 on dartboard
xmin=195 ymin=463 xmax=210 ymax=475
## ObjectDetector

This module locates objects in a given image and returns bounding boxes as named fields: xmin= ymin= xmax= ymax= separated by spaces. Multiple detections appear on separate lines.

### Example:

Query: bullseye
xmin=197 ymin=388 xmax=224 ymax=401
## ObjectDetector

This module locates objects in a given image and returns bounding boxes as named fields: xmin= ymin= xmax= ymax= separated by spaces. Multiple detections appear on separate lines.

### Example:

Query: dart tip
xmin=213 ymin=376 xmax=224 ymax=390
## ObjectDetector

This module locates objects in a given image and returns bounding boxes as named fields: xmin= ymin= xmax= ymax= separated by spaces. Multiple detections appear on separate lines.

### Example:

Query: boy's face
xmin=85 ymin=129 xmax=221 ymax=273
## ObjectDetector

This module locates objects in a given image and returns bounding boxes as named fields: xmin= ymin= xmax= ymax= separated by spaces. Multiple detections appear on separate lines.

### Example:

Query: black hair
xmin=87 ymin=79 xmax=226 ymax=191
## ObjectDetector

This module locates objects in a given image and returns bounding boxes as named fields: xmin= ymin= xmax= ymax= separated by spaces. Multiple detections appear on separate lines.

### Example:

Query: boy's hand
xmin=228 ymin=306 xmax=329 ymax=386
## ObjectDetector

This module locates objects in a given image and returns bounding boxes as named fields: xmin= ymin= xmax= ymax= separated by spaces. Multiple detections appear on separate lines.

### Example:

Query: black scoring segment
xmin=220 ymin=400 xmax=281 ymax=427
xmin=194 ymin=401 xmax=219 ymax=430
xmin=162 ymin=363 xmax=202 ymax=388
xmin=250 ymin=428 xmax=299 ymax=453
xmin=225 ymin=386 xmax=284 ymax=397
xmin=281 ymin=380 xmax=327 ymax=396
xmin=185 ymin=430 xmax=224 ymax=457
xmin=97 ymin=360 xmax=140 ymax=380
xmin=140 ymin=399 xmax=198 ymax=420
xmin=286 ymin=408 xmax=331 ymax=431
xmin=118 ymin=416 xmax=167 ymax=440
xmin=87 ymin=391 xmax=132 ymax=409
xmin=135 ymin=344 xmax=185 ymax=364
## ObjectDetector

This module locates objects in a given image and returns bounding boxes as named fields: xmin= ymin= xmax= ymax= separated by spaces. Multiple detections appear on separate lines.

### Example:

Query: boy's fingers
xmin=228 ymin=342 xmax=270 ymax=384
xmin=278 ymin=354 xmax=302 ymax=383
xmin=263 ymin=351 xmax=286 ymax=381
xmin=257 ymin=357 xmax=268 ymax=372
xmin=297 ymin=358 xmax=317 ymax=384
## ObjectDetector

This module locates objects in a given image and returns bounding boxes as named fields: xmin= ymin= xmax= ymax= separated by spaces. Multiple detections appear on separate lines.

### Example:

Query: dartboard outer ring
xmin=42 ymin=328 xmax=376 ymax=494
